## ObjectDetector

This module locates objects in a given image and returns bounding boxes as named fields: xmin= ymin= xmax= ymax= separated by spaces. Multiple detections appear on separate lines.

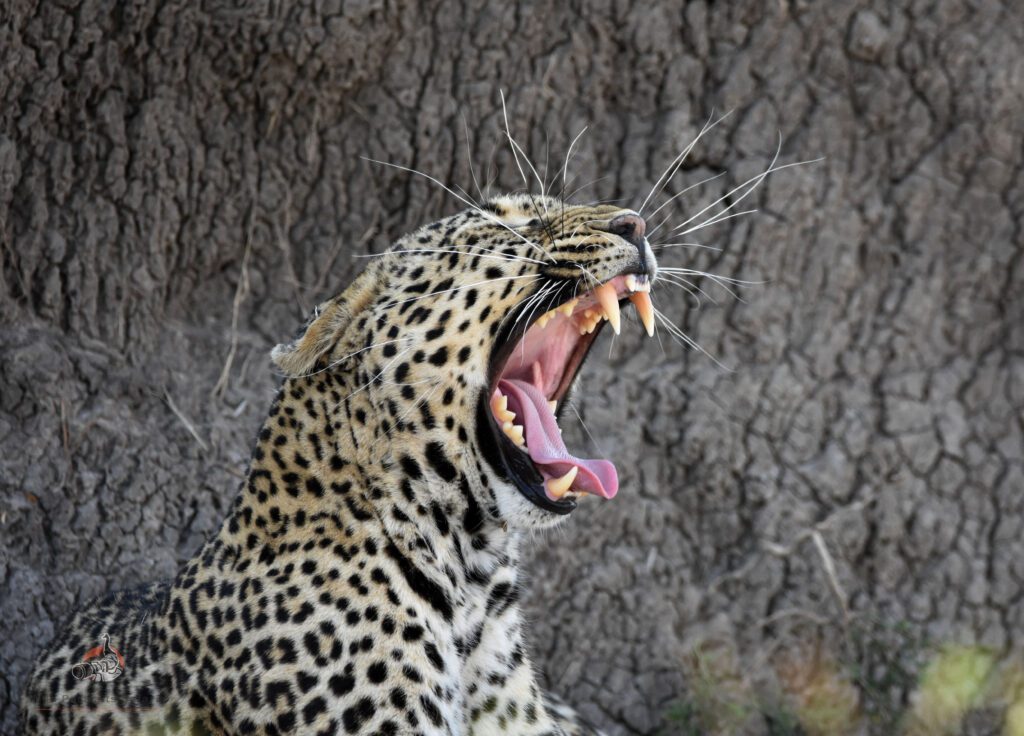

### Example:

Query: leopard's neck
xmin=210 ymin=376 xmax=518 ymax=598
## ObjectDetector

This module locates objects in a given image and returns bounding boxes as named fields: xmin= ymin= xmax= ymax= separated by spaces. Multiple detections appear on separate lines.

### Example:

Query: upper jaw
xmin=478 ymin=268 xmax=656 ymax=515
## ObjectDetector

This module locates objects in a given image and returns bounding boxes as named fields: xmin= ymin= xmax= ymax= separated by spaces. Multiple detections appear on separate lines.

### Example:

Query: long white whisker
xmin=657 ymin=273 xmax=714 ymax=304
xmin=654 ymin=308 xmax=730 ymax=370
xmin=500 ymin=90 xmax=534 ymax=195
xmin=569 ymin=402 xmax=609 ymax=458
xmin=659 ymin=267 xmax=765 ymax=286
xmin=510 ymin=138 xmax=548 ymax=207
xmin=677 ymin=208 xmax=759 ymax=236
xmin=561 ymin=126 xmax=588 ymax=203
xmin=514 ymin=282 xmax=556 ymax=327
xmin=671 ymin=148 xmax=823 ymax=235
xmin=650 ymin=241 xmax=722 ymax=253
xmin=509 ymin=283 xmax=559 ymax=368
xmin=498 ymin=100 xmax=555 ymax=240
xmin=646 ymin=172 xmax=727 ymax=237
xmin=361 ymin=156 xmax=554 ymax=261
xmin=638 ymin=109 xmax=732 ymax=215
xmin=462 ymin=112 xmax=486 ymax=205
xmin=563 ymin=174 xmax=612 ymax=203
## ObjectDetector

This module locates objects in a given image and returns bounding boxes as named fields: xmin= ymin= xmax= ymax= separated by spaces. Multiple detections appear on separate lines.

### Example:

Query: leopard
xmin=18 ymin=192 xmax=658 ymax=735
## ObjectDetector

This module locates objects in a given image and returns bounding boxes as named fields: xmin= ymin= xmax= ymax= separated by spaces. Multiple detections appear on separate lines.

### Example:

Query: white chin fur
xmin=491 ymin=478 xmax=573 ymax=531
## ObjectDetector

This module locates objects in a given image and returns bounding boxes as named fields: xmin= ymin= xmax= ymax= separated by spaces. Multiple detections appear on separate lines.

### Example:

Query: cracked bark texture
xmin=2 ymin=1 xmax=1023 ymax=734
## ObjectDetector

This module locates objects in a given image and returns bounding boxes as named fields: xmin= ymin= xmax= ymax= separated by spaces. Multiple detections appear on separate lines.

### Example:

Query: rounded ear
xmin=271 ymin=267 xmax=379 ymax=377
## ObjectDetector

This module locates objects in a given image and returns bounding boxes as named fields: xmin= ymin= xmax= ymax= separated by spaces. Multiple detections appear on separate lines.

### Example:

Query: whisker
xmin=671 ymin=141 xmax=823 ymax=235
xmin=659 ymin=268 xmax=755 ymax=302
xmin=569 ymin=402 xmax=609 ymax=459
xmin=500 ymin=90 xmax=534 ymax=195
xmin=560 ymin=126 xmax=588 ymax=235
xmin=513 ymin=282 xmax=556 ymax=328
xmin=563 ymin=174 xmax=612 ymax=204
xmin=677 ymin=208 xmax=759 ymax=236
xmin=462 ymin=112 xmax=486 ymax=205
xmin=638 ymin=109 xmax=732 ymax=215
xmin=659 ymin=267 xmax=766 ymax=286
xmin=646 ymin=171 xmax=727 ymax=238
xmin=517 ymin=284 xmax=559 ymax=364
xmin=361 ymin=156 xmax=555 ymax=261
xmin=654 ymin=307 xmax=730 ymax=371
xmin=650 ymin=241 xmax=722 ymax=253
xmin=657 ymin=273 xmax=714 ymax=305
xmin=496 ymin=95 xmax=559 ymax=245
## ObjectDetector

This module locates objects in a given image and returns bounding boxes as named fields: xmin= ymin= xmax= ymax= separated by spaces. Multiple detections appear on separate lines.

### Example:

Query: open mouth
xmin=479 ymin=273 xmax=655 ymax=514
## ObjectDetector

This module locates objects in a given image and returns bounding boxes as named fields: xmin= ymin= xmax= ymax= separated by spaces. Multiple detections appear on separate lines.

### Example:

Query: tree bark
xmin=2 ymin=1 xmax=1022 ymax=733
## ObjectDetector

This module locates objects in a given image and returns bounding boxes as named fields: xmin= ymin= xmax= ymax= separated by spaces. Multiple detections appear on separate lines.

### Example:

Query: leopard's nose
xmin=608 ymin=213 xmax=646 ymax=248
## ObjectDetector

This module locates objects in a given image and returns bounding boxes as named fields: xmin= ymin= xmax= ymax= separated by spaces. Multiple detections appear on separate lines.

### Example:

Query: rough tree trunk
xmin=2 ymin=1 xmax=1022 ymax=734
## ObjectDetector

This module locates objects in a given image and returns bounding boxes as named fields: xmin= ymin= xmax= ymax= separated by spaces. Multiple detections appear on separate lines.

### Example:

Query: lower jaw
xmin=475 ymin=394 xmax=576 ymax=515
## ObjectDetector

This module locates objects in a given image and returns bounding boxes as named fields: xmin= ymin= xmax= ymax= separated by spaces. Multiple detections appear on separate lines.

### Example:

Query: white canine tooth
xmin=491 ymin=394 xmax=516 ymax=423
xmin=545 ymin=466 xmax=578 ymax=498
xmin=629 ymin=291 xmax=655 ymax=337
xmin=595 ymin=282 xmax=621 ymax=335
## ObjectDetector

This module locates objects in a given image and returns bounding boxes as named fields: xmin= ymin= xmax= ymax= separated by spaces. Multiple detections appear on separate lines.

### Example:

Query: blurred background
xmin=2 ymin=1 xmax=1023 ymax=734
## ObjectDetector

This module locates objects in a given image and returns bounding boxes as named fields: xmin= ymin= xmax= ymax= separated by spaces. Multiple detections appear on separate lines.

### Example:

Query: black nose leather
xmin=608 ymin=213 xmax=646 ymax=248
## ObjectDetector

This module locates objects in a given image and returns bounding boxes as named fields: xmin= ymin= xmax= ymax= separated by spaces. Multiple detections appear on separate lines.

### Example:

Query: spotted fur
xmin=19 ymin=195 xmax=653 ymax=735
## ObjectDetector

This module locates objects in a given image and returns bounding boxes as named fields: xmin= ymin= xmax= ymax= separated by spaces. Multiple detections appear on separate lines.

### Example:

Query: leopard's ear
xmin=271 ymin=267 xmax=379 ymax=377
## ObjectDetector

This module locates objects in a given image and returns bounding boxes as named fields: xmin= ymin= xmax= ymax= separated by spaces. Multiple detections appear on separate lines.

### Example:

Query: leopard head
xmin=271 ymin=194 xmax=657 ymax=531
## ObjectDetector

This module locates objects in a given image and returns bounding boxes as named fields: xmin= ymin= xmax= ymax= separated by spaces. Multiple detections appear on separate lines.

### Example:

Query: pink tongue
xmin=497 ymin=378 xmax=619 ymax=500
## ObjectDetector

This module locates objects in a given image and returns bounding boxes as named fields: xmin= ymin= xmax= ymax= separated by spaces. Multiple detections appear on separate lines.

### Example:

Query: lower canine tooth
xmin=546 ymin=466 xmax=578 ymax=498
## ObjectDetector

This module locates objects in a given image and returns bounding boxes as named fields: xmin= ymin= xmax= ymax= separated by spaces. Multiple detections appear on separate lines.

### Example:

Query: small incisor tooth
xmin=491 ymin=394 xmax=516 ymax=423
xmin=503 ymin=422 xmax=525 ymax=447
xmin=547 ymin=400 xmax=557 ymax=413
xmin=558 ymin=298 xmax=578 ymax=316
xmin=545 ymin=466 xmax=578 ymax=498
xmin=629 ymin=291 xmax=655 ymax=337
xmin=625 ymin=274 xmax=637 ymax=292
xmin=535 ymin=312 xmax=553 ymax=329
xmin=595 ymin=282 xmax=621 ymax=334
